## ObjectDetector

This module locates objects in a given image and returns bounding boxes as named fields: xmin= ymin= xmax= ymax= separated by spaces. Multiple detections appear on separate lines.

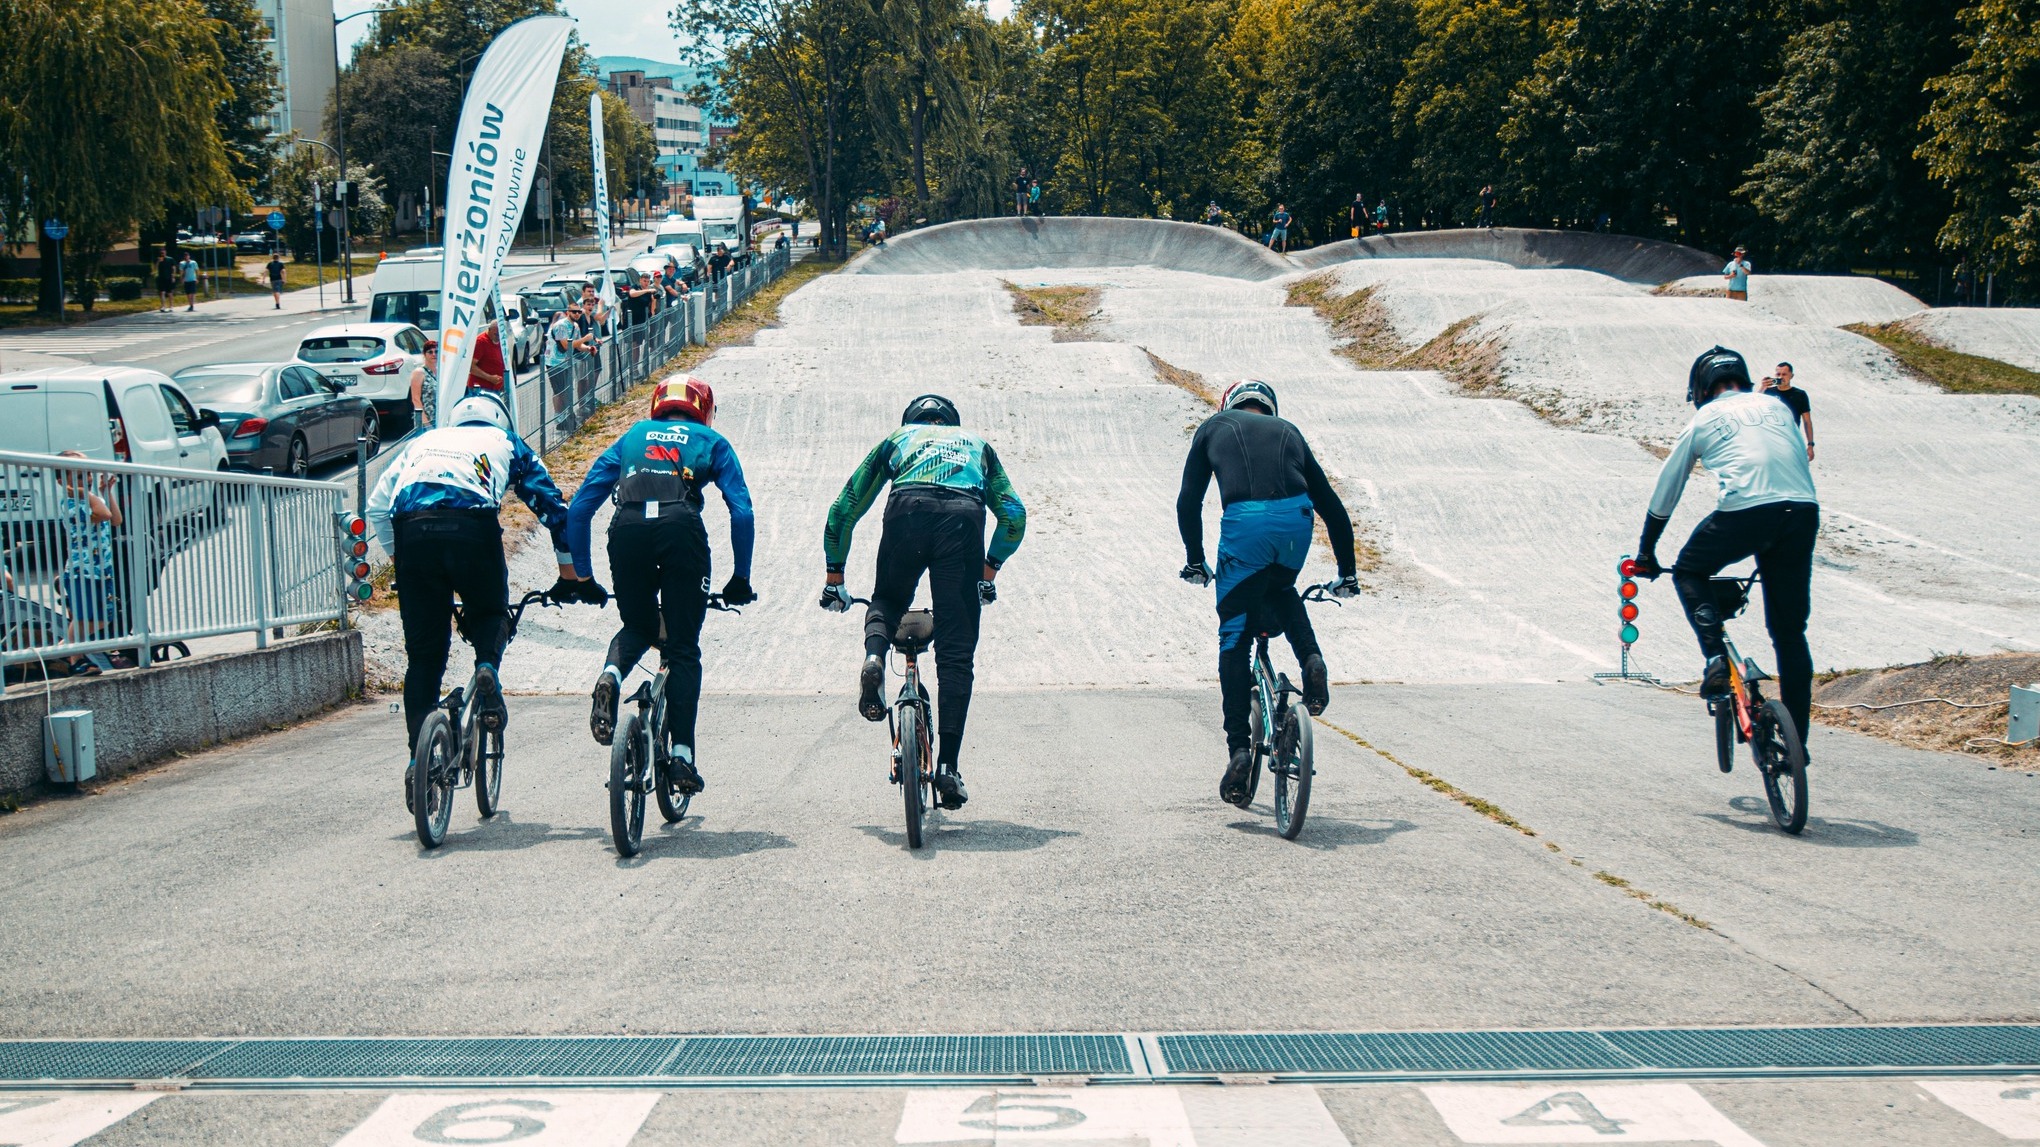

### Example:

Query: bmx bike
xmin=1234 ymin=580 xmax=1341 ymax=840
xmin=1706 ymin=573 xmax=1809 ymax=834
xmin=608 ymin=594 xmax=742 ymax=857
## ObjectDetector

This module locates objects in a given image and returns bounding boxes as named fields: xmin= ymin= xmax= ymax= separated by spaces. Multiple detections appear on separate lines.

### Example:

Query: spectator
xmin=709 ymin=242 xmax=733 ymax=280
xmin=53 ymin=452 xmax=121 ymax=677
xmin=1027 ymin=179 xmax=1042 ymax=216
xmin=408 ymin=340 xmax=439 ymax=429
xmin=577 ymin=283 xmax=611 ymax=335
xmin=154 ymin=251 xmax=176 ymax=313
xmin=871 ymin=218 xmax=887 ymax=245
xmin=548 ymin=303 xmax=593 ymax=369
xmin=1762 ymin=361 xmax=1815 ymax=462
xmin=1014 ymin=166 xmax=1031 ymax=216
xmin=1204 ymin=200 xmax=1224 ymax=227
xmin=1267 ymin=203 xmax=1292 ymax=252
xmin=465 ymin=322 xmax=506 ymax=392
xmin=179 ymin=251 xmax=199 ymax=311
xmin=1350 ymin=192 xmax=1366 ymax=238
xmin=265 ymin=252 xmax=286 ymax=310
xmin=624 ymin=272 xmax=655 ymax=328
xmin=661 ymin=268 xmax=686 ymax=308
xmin=1722 ymin=246 xmax=1752 ymax=300
xmin=1476 ymin=184 xmax=1497 ymax=228
xmin=1373 ymin=201 xmax=1389 ymax=234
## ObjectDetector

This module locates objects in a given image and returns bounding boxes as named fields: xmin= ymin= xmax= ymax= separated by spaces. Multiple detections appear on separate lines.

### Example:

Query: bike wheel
xmin=609 ymin=713 xmax=648 ymax=857
xmin=1713 ymin=700 xmax=1736 ymax=774
xmin=474 ymin=725 xmax=504 ymax=818
xmin=898 ymin=702 xmax=925 ymax=850
xmin=1752 ymin=698 xmax=1809 ymax=834
xmin=411 ymin=712 xmax=455 ymax=849
xmin=1272 ymin=705 xmax=1315 ymax=840
xmin=651 ymin=696 xmax=690 ymax=824
xmin=1243 ymin=684 xmax=1273 ymax=808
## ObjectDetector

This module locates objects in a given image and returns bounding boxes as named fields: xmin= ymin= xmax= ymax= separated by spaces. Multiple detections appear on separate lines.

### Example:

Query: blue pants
xmin=1214 ymin=495 xmax=1320 ymax=750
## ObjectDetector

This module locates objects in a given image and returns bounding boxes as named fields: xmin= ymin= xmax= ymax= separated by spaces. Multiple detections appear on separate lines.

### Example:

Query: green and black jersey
xmin=823 ymin=424 xmax=1027 ymax=569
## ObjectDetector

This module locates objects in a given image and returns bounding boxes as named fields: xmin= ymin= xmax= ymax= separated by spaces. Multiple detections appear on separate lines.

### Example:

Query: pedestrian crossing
xmin=4 ymin=1079 xmax=2038 ymax=1145
xmin=0 ymin=313 xmax=264 ymax=357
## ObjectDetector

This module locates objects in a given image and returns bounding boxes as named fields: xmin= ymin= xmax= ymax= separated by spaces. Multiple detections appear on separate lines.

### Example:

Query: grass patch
xmin=1004 ymin=282 xmax=1103 ymax=341
xmin=0 ymin=296 xmax=163 ymax=328
xmin=1847 ymin=318 xmax=2040 ymax=398
xmin=1142 ymin=348 xmax=1221 ymax=405
xmin=1400 ymin=316 xmax=1507 ymax=397
xmin=1593 ymin=870 xmax=1713 ymax=929
xmin=1286 ymin=273 xmax=1408 ymax=368
xmin=1812 ymin=650 xmax=2040 ymax=763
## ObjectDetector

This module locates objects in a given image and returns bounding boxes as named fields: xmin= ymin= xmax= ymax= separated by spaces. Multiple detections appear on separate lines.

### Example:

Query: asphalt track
xmin=4 ymin=220 xmax=2036 ymax=1144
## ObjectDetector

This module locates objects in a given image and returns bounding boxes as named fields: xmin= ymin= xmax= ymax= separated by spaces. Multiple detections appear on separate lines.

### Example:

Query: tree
xmin=862 ymin=0 xmax=996 ymax=219
xmin=1262 ymin=0 xmax=1419 ymax=239
xmin=1919 ymin=0 xmax=2040 ymax=289
xmin=602 ymin=91 xmax=661 ymax=209
xmin=335 ymin=45 xmax=457 ymax=237
xmin=202 ymin=0 xmax=281 ymax=193
xmin=1740 ymin=0 xmax=1961 ymax=272
xmin=1394 ymin=0 xmax=1546 ymax=228
xmin=270 ymin=146 xmax=387 ymax=261
xmin=0 ymin=0 xmax=240 ymax=314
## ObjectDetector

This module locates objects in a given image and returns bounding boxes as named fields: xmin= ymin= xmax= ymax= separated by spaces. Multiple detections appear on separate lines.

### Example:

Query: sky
xmin=338 ymin=0 xmax=1016 ymax=68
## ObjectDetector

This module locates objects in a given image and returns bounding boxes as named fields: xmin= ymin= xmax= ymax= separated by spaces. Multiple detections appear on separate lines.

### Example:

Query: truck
xmin=692 ymin=195 xmax=747 ymax=253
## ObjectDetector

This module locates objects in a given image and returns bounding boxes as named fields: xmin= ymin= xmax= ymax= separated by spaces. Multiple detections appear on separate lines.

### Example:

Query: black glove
xmin=1635 ymin=514 xmax=1669 ymax=579
xmin=1180 ymin=561 xmax=1214 ymax=587
xmin=721 ymin=575 xmax=755 ymax=606
xmin=546 ymin=576 xmax=581 ymax=604
xmin=582 ymin=578 xmax=611 ymax=606
xmin=1632 ymin=553 xmax=1663 ymax=580
xmin=977 ymin=579 xmax=997 ymax=605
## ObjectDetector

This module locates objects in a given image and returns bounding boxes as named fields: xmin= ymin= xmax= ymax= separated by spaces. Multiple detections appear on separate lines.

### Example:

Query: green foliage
xmin=201 ymin=0 xmax=281 ymax=193
xmin=1394 ymin=0 xmax=1542 ymax=227
xmin=1261 ymin=0 xmax=1418 ymax=240
xmin=0 ymin=0 xmax=241 ymax=311
xmin=268 ymin=148 xmax=387 ymax=260
xmin=336 ymin=44 xmax=458 ymax=234
xmin=1920 ymin=0 xmax=2040 ymax=288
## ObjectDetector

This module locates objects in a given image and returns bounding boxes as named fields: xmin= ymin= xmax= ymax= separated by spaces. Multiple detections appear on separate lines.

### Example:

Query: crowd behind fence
xmin=511 ymin=246 xmax=792 ymax=454
xmin=0 ymin=452 xmax=350 ymax=678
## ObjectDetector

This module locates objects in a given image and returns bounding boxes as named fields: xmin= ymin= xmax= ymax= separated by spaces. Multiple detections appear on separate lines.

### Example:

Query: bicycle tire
xmin=411 ymin=712 xmax=455 ymax=848
xmin=1713 ymin=700 xmax=1736 ymax=774
xmin=1754 ymin=698 xmax=1809 ymax=834
xmin=898 ymin=702 xmax=925 ymax=850
xmin=474 ymin=725 xmax=505 ymax=818
xmin=610 ymin=713 xmax=648 ymax=857
xmin=1242 ymin=686 xmax=1269 ymax=808
xmin=655 ymin=748 xmax=691 ymax=824
xmin=1273 ymin=705 xmax=1314 ymax=840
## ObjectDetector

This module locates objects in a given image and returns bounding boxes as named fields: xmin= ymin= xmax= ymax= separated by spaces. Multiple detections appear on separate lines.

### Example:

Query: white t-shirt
xmin=1649 ymin=390 xmax=1816 ymax=518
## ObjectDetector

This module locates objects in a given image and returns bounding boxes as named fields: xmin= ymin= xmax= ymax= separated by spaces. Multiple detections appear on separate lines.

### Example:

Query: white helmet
xmin=449 ymin=391 xmax=513 ymax=433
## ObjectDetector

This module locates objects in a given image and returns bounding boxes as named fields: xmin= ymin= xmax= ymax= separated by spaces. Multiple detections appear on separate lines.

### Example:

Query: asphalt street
xmin=9 ymin=1077 xmax=2040 ymax=1145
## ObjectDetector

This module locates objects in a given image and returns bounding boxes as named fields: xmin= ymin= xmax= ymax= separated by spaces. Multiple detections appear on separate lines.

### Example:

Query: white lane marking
xmin=1179 ymin=1085 xmax=1351 ymax=1146
xmin=331 ymin=1091 xmax=658 ymax=1147
xmin=1422 ymin=1084 xmax=1763 ymax=1146
xmin=1827 ymin=508 xmax=2040 ymax=587
xmin=1919 ymin=1079 xmax=2040 ymax=1139
xmin=0 ymin=1093 xmax=159 ymax=1147
xmin=897 ymin=1087 xmax=1192 ymax=1145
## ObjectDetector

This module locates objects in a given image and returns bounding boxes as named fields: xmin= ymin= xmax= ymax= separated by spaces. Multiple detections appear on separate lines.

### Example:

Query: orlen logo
xmin=646 ymin=427 xmax=691 ymax=444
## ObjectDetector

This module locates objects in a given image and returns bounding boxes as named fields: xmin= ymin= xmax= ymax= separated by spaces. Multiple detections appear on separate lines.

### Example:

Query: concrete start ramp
xmin=856 ymin=216 xmax=1295 ymax=280
xmin=1294 ymin=227 xmax=1721 ymax=284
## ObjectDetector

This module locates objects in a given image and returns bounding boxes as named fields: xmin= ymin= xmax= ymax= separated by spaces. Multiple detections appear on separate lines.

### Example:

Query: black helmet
xmin=901 ymin=394 xmax=960 ymax=426
xmin=1687 ymin=346 xmax=1752 ymax=408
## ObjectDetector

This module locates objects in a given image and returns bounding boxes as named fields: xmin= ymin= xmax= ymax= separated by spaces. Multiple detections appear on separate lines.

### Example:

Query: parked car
xmin=173 ymin=363 xmax=379 ymax=475
xmin=231 ymin=230 xmax=275 ymax=254
xmin=291 ymin=322 xmax=429 ymax=432
xmin=497 ymin=295 xmax=545 ymax=370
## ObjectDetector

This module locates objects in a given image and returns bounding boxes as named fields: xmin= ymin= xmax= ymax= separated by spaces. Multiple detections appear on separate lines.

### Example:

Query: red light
xmin=348 ymin=539 xmax=368 ymax=557
xmin=1619 ymin=580 xmax=1638 ymax=599
xmin=1621 ymin=602 xmax=1639 ymax=621
xmin=231 ymin=418 xmax=268 ymax=438
xmin=347 ymin=560 xmax=371 ymax=579
xmin=1619 ymin=558 xmax=1638 ymax=577
xmin=345 ymin=516 xmax=366 ymax=536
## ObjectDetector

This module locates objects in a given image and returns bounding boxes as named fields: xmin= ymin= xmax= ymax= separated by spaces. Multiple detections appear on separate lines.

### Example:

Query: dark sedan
xmin=171 ymin=363 xmax=381 ymax=477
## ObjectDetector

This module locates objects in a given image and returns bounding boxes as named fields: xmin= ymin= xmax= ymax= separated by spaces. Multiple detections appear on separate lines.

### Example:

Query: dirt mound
xmin=1814 ymin=652 xmax=2040 ymax=764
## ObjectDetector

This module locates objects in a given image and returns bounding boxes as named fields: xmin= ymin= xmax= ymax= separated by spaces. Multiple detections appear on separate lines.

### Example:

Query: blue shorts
xmin=59 ymin=574 xmax=118 ymax=628
xmin=1215 ymin=494 xmax=1313 ymax=649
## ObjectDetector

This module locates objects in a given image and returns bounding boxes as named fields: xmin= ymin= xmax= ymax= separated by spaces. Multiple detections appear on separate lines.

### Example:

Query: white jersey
xmin=1648 ymin=390 xmax=1817 ymax=518
xmin=365 ymin=424 xmax=568 ymax=553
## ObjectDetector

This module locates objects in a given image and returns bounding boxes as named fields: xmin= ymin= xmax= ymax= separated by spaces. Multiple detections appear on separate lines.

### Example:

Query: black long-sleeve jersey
xmin=1176 ymin=408 xmax=1358 ymax=577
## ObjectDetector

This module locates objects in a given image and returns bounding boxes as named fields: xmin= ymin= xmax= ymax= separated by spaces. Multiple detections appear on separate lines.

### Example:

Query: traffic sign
xmin=267 ymin=211 xmax=286 ymax=230
xmin=41 ymin=218 xmax=66 ymax=241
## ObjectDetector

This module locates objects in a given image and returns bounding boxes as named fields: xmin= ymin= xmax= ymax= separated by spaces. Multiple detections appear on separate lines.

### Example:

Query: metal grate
xmin=1157 ymin=1031 xmax=1638 ymax=1075
xmin=1607 ymin=1026 xmax=2040 ymax=1070
xmin=0 ymin=1040 xmax=229 ymax=1081
xmin=663 ymin=1035 xmax=1131 ymax=1077
xmin=191 ymin=1038 xmax=679 ymax=1080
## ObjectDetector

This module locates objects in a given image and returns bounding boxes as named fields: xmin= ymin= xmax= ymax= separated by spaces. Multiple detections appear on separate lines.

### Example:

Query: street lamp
xmin=333 ymin=6 xmax=393 ymax=304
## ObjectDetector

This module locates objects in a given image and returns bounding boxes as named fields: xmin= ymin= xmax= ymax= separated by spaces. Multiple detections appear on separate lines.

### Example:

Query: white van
xmin=693 ymin=196 xmax=745 ymax=250
xmin=367 ymin=248 xmax=502 ymax=340
xmin=652 ymin=218 xmax=705 ymax=260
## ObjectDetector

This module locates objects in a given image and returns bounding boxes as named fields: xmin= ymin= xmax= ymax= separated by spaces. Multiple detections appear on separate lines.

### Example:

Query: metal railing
xmin=510 ymin=246 xmax=793 ymax=453
xmin=0 ymin=451 xmax=350 ymax=676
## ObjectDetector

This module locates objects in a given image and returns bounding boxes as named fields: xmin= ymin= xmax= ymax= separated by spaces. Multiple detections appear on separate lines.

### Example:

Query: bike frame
xmin=1710 ymin=574 xmax=1768 ymax=741
xmin=887 ymin=651 xmax=933 ymax=782
xmin=434 ymin=590 xmax=557 ymax=787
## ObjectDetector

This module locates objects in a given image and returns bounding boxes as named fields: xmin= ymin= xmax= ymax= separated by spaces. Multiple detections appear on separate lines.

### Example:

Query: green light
xmin=351 ymin=583 xmax=374 ymax=602
xmin=1619 ymin=623 xmax=1639 ymax=644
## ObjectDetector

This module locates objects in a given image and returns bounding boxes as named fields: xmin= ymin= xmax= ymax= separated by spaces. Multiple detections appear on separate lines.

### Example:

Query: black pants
xmin=1672 ymin=500 xmax=1819 ymax=742
xmin=863 ymin=490 xmax=984 ymax=768
xmin=1217 ymin=564 xmax=1320 ymax=752
xmin=395 ymin=512 xmax=508 ymax=749
xmin=606 ymin=508 xmax=711 ymax=751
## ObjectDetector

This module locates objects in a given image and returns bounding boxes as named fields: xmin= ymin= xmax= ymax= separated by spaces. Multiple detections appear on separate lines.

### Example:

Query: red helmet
xmin=650 ymin=374 xmax=713 ymax=423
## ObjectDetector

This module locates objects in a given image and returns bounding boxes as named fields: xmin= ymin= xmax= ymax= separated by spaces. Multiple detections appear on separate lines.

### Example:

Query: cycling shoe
xmin=858 ymin=655 xmax=886 ymax=722
xmin=933 ymin=768 xmax=968 ymax=810
xmin=1220 ymin=747 xmax=1254 ymax=808
xmin=590 ymin=673 xmax=618 ymax=746
xmin=474 ymin=663 xmax=506 ymax=731
xmin=1700 ymin=655 xmax=1731 ymax=700
xmin=667 ymin=745 xmax=705 ymax=795
xmin=1302 ymin=654 xmax=1330 ymax=716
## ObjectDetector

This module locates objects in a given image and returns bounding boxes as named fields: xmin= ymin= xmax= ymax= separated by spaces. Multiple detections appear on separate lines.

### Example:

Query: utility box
xmin=44 ymin=709 xmax=95 ymax=784
xmin=2010 ymin=684 xmax=2040 ymax=748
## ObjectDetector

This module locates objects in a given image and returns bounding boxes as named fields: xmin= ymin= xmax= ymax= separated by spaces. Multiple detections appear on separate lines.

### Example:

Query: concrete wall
xmin=0 ymin=631 xmax=363 ymax=800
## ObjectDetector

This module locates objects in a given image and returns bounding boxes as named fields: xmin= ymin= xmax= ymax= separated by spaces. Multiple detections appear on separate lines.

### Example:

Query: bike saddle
xmin=892 ymin=609 xmax=934 ymax=655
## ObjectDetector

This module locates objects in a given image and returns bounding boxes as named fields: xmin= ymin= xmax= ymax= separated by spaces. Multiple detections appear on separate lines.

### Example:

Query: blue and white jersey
xmin=1649 ymin=390 xmax=1817 ymax=518
xmin=366 ymin=424 xmax=571 ymax=555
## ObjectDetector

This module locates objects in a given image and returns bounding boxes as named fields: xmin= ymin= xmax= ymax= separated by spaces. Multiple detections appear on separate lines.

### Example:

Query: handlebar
xmin=1299 ymin=580 xmax=1345 ymax=606
xmin=706 ymin=594 xmax=743 ymax=614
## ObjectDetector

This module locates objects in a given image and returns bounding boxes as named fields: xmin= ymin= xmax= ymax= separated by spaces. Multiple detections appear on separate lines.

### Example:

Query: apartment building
xmin=250 ymin=0 xmax=336 ymax=139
